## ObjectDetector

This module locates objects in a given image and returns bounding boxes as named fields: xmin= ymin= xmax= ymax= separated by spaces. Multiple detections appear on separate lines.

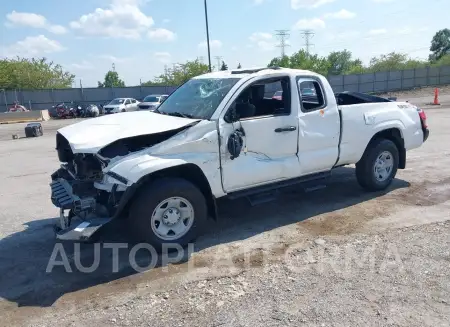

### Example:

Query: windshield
xmin=109 ymin=98 xmax=125 ymax=105
xmin=143 ymin=95 xmax=160 ymax=102
xmin=157 ymin=78 xmax=241 ymax=119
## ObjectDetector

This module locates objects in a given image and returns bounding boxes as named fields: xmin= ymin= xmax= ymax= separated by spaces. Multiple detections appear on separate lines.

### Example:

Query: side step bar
xmin=227 ymin=171 xmax=332 ymax=202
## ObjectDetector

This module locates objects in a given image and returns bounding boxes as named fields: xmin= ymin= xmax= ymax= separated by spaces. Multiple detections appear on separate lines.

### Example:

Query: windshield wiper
xmin=165 ymin=112 xmax=196 ymax=119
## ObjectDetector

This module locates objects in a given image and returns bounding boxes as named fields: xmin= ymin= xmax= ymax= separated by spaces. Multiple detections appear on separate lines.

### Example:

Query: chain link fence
xmin=2 ymin=65 xmax=450 ymax=112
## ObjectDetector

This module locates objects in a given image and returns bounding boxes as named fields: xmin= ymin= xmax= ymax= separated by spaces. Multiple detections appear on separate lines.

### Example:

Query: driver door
xmin=218 ymin=75 xmax=301 ymax=192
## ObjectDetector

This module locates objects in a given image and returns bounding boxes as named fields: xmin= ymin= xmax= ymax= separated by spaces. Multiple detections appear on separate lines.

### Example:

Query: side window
xmin=124 ymin=99 xmax=131 ymax=105
xmin=226 ymin=77 xmax=291 ymax=121
xmin=297 ymin=79 xmax=325 ymax=112
xmin=131 ymin=99 xmax=137 ymax=103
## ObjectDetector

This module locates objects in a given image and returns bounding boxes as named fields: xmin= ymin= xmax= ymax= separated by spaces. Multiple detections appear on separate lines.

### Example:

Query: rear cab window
xmin=296 ymin=78 xmax=326 ymax=112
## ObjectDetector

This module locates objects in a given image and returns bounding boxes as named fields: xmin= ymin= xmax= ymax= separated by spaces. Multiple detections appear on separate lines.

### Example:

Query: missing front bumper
xmin=54 ymin=210 xmax=112 ymax=241
xmin=51 ymin=178 xmax=111 ymax=241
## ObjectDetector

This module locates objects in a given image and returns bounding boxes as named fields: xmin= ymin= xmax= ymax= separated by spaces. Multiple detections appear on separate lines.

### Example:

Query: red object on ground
xmin=433 ymin=88 xmax=440 ymax=105
xmin=8 ymin=104 xmax=29 ymax=112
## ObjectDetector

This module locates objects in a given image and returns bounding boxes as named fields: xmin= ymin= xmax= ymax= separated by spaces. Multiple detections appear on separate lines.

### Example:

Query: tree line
xmin=1 ymin=29 xmax=450 ymax=90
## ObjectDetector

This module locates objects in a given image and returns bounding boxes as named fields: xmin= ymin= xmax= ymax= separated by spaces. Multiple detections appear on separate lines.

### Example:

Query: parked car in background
xmin=54 ymin=103 xmax=76 ymax=119
xmin=272 ymin=91 xmax=283 ymax=100
xmin=301 ymin=88 xmax=316 ymax=96
xmin=85 ymin=104 xmax=100 ymax=117
xmin=103 ymin=98 xmax=140 ymax=114
xmin=138 ymin=94 xmax=169 ymax=111
xmin=7 ymin=102 xmax=29 ymax=112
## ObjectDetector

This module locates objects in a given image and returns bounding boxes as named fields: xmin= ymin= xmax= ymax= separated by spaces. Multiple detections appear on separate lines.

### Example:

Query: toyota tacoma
xmin=50 ymin=67 xmax=429 ymax=247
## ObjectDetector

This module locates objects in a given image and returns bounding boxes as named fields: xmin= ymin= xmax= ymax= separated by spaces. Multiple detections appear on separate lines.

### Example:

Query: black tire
xmin=129 ymin=178 xmax=208 ymax=250
xmin=355 ymin=138 xmax=399 ymax=191
xmin=121 ymin=109 xmax=126 ymax=112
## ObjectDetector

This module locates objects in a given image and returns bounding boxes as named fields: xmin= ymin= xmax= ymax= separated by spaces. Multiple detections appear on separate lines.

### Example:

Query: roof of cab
xmin=192 ymin=67 xmax=322 ymax=80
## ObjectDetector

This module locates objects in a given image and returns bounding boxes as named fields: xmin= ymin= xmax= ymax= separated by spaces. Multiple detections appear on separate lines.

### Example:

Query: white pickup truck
xmin=50 ymin=67 xmax=429 ymax=247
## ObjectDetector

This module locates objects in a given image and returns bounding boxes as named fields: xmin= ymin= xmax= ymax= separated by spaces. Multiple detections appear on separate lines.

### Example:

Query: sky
xmin=0 ymin=0 xmax=448 ymax=87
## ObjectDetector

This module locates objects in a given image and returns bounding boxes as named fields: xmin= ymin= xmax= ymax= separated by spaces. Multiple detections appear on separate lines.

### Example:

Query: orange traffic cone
xmin=433 ymin=88 xmax=440 ymax=105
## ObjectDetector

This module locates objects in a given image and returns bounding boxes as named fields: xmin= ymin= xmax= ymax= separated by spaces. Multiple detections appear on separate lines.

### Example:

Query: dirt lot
xmin=0 ymin=107 xmax=450 ymax=327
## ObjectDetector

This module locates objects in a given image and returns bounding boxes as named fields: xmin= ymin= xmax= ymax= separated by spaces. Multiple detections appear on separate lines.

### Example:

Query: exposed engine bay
xmin=52 ymin=124 xmax=194 ymax=223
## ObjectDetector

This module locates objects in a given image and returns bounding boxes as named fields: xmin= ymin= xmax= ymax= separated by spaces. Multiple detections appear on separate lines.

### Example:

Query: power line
xmin=300 ymin=30 xmax=315 ymax=56
xmin=214 ymin=56 xmax=223 ymax=71
xmin=275 ymin=30 xmax=290 ymax=58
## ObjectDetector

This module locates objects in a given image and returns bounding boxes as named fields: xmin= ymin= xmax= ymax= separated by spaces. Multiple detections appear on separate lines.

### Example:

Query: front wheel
xmin=129 ymin=178 xmax=208 ymax=250
xmin=356 ymin=139 xmax=399 ymax=191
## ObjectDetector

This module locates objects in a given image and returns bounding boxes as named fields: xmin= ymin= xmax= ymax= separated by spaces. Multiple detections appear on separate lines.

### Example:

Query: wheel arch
xmin=119 ymin=163 xmax=218 ymax=220
xmin=360 ymin=128 xmax=406 ymax=169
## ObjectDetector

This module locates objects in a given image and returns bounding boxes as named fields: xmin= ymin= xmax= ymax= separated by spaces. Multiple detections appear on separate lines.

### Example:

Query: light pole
xmin=204 ymin=0 xmax=212 ymax=72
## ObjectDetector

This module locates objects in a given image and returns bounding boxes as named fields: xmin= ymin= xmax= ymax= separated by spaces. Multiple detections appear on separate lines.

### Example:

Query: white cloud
xmin=96 ymin=55 xmax=131 ymax=63
xmin=70 ymin=61 xmax=94 ymax=70
xmin=154 ymin=52 xmax=171 ymax=63
xmin=198 ymin=39 xmax=223 ymax=49
xmin=5 ymin=11 xmax=67 ymax=34
xmin=162 ymin=18 xmax=171 ymax=24
xmin=324 ymin=9 xmax=356 ymax=19
xmin=249 ymin=32 xmax=272 ymax=42
xmin=249 ymin=32 xmax=276 ymax=51
xmin=292 ymin=18 xmax=326 ymax=30
xmin=291 ymin=0 xmax=335 ymax=9
xmin=148 ymin=28 xmax=176 ymax=42
xmin=1 ymin=35 xmax=66 ymax=58
xmin=69 ymin=0 xmax=154 ymax=39
xmin=368 ymin=28 xmax=387 ymax=35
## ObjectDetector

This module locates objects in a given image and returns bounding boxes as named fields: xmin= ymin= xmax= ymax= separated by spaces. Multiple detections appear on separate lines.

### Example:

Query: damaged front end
xmin=50 ymin=124 xmax=193 ymax=241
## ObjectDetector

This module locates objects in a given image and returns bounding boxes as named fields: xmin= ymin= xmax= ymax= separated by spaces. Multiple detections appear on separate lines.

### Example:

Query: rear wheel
xmin=129 ymin=178 xmax=208 ymax=250
xmin=356 ymin=139 xmax=399 ymax=191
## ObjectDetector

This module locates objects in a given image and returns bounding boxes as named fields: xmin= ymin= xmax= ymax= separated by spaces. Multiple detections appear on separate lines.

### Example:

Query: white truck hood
xmin=57 ymin=111 xmax=200 ymax=153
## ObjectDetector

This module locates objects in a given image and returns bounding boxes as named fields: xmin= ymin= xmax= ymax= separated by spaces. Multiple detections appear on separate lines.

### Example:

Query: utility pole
xmin=300 ymin=30 xmax=315 ymax=56
xmin=214 ymin=56 xmax=223 ymax=71
xmin=112 ymin=63 xmax=116 ymax=72
xmin=275 ymin=30 xmax=290 ymax=58
xmin=204 ymin=0 xmax=212 ymax=72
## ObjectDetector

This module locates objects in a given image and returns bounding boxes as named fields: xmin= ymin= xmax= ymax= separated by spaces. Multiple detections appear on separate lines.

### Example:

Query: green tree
xmin=288 ymin=50 xmax=331 ymax=76
xmin=220 ymin=61 xmax=228 ymax=71
xmin=431 ymin=54 xmax=450 ymax=67
xmin=327 ymin=50 xmax=359 ymax=75
xmin=429 ymin=29 xmax=450 ymax=62
xmin=98 ymin=70 xmax=125 ymax=88
xmin=268 ymin=55 xmax=290 ymax=68
xmin=143 ymin=59 xmax=209 ymax=86
xmin=0 ymin=57 xmax=75 ymax=90
xmin=367 ymin=52 xmax=426 ymax=72
xmin=237 ymin=63 xmax=242 ymax=69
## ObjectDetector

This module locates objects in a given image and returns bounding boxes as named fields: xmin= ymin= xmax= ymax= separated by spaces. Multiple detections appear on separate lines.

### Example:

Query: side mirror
xmin=227 ymin=130 xmax=244 ymax=160
xmin=224 ymin=106 xmax=240 ymax=123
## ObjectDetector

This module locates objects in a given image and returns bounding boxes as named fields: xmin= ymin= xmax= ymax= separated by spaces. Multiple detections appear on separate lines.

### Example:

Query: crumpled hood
xmin=57 ymin=111 xmax=200 ymax=153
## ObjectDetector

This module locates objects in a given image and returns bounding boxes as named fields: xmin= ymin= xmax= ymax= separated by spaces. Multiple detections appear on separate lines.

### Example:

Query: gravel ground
xmin=21 ymin=222 xmax=450 ymax=327
xmin=1 ymin=105 xmax=450 ymax=326
xmin=378 ymin=85 xmax=450 ymax=108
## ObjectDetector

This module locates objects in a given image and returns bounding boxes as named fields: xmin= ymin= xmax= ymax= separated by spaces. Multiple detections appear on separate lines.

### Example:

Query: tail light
xmin=417 ymin=108 xmax=428 ymax=129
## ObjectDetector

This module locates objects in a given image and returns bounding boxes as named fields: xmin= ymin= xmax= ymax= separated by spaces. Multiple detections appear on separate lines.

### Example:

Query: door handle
xmin=274 ymin=126 xmax=297 ymax=133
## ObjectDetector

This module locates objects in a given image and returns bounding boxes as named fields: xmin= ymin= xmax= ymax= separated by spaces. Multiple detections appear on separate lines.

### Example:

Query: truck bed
xmin=336 ymin=100 xmax=424 ymax=167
